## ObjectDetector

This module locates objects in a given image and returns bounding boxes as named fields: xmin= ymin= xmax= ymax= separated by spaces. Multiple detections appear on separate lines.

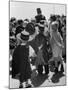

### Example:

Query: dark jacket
xmin=35 ymin=14 xmax=46 ymax=23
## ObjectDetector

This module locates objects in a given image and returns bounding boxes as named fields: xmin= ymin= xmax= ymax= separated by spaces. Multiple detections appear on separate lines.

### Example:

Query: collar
xmin=21 ymin=43 xmax=26 ymax=45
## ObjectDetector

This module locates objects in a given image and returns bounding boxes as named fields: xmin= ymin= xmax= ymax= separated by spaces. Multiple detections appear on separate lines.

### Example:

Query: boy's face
xmin=52 ymin=24 xmax=58 ymax=31
xmin=23 ymin=22 xmax=28 ymax=28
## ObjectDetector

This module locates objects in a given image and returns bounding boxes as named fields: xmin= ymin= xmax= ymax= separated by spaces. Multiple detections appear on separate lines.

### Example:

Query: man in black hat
xmin=35 ymin=8 xmax=46 ymax=23
xmin=35 ymin=8 xmax=46 ymax=34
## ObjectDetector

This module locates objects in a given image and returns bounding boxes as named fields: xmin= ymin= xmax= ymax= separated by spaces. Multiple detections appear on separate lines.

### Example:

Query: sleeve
xmin=59 ymin=32 xmax=64 ymax=46
xmin=35 ymin=16 xmax=37 ymax=22
xmin=27 ymin=40 xmax=39 ymax=54
xmin=42 ymin=15 xmax=46 ymax=20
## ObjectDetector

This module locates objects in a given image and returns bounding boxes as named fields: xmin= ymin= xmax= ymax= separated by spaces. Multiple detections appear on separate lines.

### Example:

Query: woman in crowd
xmin=49 ymin=21 xmax=64 ymax=74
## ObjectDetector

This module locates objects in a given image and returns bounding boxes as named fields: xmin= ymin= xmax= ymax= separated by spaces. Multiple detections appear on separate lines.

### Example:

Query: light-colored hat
xmin=20 ymin=30 xmax=29 ymax=41
xmin=51 ymin=21 xmax=58 ymax=26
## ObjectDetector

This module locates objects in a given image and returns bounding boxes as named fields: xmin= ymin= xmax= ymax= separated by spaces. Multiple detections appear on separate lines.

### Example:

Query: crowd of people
xmin=9 ymin=8 xmax=66 ymax=88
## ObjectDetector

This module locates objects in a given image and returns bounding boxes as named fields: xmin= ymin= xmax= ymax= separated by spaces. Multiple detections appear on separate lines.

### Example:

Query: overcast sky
xmin=10 ymin=1 xmax=66 ymax=20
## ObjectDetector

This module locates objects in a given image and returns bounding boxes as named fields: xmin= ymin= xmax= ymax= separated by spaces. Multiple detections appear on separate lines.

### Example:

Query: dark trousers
xmin=37 ymin=65 xmax=43 ymax=74
xmin=37 ymin=64 xmax=49 ymax=75
xmin=44 ymin=64 xmax=49 ymax=74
